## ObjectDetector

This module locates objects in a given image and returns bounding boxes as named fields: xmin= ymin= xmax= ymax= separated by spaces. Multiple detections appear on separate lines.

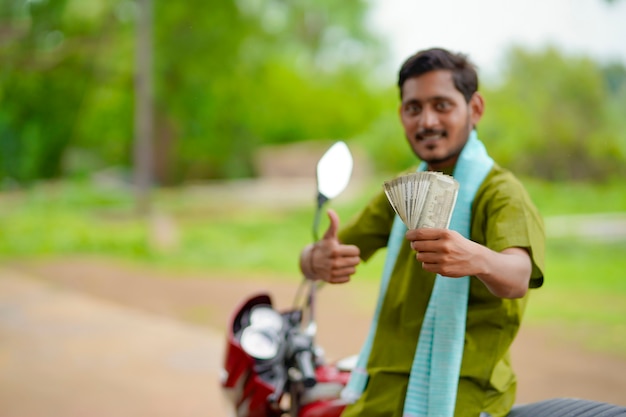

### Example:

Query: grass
xmin=1 ymin=177 xmax=625 ymax=356
xmin=526 ymin=238 xmax=626 ymax=357
xmin=523 ymin=177 xmax=626 ymax=216
xmin=517 ymin=177 xmax=626 ymax=356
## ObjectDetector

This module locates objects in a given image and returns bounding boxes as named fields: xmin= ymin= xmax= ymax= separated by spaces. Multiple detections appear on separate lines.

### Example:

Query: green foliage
xmin=0 ymin=0 xmax=134 ymax=183
xmin=1 ymin=1 xmax=626 ymax=185
xmin=480 ymin=46 xmax=626 ymax=181
xmin=0 ymin=0 xmax=387 ymax=184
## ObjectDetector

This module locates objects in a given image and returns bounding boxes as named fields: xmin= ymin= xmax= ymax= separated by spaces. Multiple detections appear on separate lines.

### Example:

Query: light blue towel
xmin=341 ymin=131 xmax=494 ymax=417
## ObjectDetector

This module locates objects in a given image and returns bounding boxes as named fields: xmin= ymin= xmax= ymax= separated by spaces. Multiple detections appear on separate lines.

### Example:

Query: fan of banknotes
xmin=383 ymin=172 xmax=460 ymax=230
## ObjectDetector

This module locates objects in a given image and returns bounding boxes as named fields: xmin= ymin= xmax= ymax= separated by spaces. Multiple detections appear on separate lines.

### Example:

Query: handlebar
xmin=294 ymin=349 xmax=317 ymax=388
xmin=287 ymin=329 xmax=317 ymax=388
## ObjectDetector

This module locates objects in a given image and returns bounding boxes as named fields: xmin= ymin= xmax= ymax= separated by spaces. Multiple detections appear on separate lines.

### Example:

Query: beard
xmin=416 ymin=115 xmax=473 ymax=168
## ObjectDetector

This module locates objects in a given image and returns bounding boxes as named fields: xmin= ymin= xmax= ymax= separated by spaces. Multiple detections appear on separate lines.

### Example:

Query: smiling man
xmin=300 ymin=48 xmax=545 ymax=417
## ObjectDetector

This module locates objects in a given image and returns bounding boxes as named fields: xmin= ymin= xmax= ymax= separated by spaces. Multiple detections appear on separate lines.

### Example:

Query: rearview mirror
xmin=316 ymin=141 xmax=353 ymax=201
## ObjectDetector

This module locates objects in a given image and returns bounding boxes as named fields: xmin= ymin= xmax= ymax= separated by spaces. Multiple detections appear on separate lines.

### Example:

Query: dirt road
xmin=0 ymin=267 xmax=229 ymax=417
xmin=1 ymin=258 xmax=625 ymax=416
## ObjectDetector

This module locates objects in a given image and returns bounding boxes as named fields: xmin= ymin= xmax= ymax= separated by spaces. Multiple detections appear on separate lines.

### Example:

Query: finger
xmin=415 ymin=252 xmax=438 ymax=263
xmin=331 ymin=265 xmax=358 ymax=277
xmin=406 ymin=227 xmax=445 ymax=241
xmin=332 ymin=255 xmax=361 ymax=269
xmin=334 ymin=244 xmax=360 ymax=258
xmin=328 ymin=275 xmax=351 ymax=284
xmin=323 ymin=209 xmax=341 ymax=241
xmin=420 ymin=262 xmax=438 ymax=273
xmin=410 ymin=240 xmax=436 ymax=253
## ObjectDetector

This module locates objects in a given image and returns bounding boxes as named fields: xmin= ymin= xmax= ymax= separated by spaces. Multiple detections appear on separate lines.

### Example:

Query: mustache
xmin=415 ymin=129 xmax=447 ymax=139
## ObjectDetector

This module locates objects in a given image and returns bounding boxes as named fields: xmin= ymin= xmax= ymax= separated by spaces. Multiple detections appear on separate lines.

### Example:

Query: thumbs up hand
xmin=300 ymin=209 xmax=361 ymax=284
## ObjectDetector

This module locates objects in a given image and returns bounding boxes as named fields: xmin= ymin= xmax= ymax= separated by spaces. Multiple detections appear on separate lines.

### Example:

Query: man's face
xmin=399 ymin=70 xmax=483 ymax=170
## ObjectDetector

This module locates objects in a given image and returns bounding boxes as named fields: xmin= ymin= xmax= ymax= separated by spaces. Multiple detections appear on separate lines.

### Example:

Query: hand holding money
xmin=406 ymin=227 xmax=484 ymax=277
xmin=383 ymin=172 xmax=459 ymax=230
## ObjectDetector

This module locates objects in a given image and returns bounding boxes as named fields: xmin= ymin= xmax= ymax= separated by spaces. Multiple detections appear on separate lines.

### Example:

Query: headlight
xmin=240 ymin=326 xmax=280 ymax=360
xmin=249 ymin=306 xmax=284 ymax=332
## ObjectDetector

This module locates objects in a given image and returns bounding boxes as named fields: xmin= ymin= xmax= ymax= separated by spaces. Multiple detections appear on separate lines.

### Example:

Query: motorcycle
xmin=220 ymin=142 xmax=626 ymax=417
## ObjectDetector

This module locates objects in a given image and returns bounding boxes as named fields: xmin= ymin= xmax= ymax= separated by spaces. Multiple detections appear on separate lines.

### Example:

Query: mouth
xmin=415 ymin=130 xmax=447 ymax=144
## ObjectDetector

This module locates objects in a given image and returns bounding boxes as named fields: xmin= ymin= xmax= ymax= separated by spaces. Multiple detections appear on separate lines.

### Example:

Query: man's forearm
xmin=474 ymin=246 xmax=532 ymax=299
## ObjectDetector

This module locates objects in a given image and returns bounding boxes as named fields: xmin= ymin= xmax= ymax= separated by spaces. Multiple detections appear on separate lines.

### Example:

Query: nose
xmin=420 ymin=107 xmax=438 ymax=129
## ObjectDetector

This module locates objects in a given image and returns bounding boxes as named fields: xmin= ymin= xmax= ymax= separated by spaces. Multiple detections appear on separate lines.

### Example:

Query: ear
xmin=469 ymin=92 xmax=485 ymax=126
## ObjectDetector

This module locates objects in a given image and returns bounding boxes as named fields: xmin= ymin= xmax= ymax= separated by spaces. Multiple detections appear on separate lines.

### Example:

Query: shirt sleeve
xmin=471 ymin=166 xmax=545 ymax=288
xmin=338 ymin=188 xmax=396 ymax=262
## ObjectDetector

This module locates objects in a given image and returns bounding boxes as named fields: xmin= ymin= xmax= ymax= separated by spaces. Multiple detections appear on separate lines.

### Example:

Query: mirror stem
xmin=307 ymin=192 xmax=329 ymax=339
xmin=312 ymin=192 xmax=329 ymax=242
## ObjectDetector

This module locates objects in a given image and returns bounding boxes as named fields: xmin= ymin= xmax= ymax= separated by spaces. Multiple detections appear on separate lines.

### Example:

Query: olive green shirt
xmin=339 ymin=164 xmax=545 ymax=417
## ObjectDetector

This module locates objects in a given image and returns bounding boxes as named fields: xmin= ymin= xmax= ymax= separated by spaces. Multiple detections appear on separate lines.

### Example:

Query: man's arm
xmin=299 ymin=209 xmax=361 ymax=284
xmin=406 ymin=228 xmax=532 ymax=299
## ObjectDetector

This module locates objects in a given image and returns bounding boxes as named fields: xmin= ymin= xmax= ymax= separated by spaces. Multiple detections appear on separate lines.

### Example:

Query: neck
xmin=427 ymin=156 xmax=459 ymax=172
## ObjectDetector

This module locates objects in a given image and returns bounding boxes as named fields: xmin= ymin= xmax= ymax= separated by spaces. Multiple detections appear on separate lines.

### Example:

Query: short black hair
xmin=398 ymin=48 xmax=479 ymax=102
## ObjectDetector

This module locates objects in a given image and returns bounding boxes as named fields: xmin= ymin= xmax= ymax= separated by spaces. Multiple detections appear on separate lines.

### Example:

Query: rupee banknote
xmin=383 ymin=172 xmax=459 ymax=230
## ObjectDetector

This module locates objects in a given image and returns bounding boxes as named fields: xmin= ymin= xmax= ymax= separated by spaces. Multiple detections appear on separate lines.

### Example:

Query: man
xmin=299 ymin=48 xmax=545 ymax=417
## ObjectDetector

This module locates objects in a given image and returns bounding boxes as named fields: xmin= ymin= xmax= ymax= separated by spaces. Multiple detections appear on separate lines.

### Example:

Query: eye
xmin=434 ymin=101 xmax=452 ymax=112
xmin=404 ymin=103 xmax=421 ymax=116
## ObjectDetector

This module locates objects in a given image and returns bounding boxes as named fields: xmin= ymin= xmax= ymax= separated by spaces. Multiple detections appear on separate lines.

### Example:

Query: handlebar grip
xmin=294 ymin=350 xmax=317 ymax=388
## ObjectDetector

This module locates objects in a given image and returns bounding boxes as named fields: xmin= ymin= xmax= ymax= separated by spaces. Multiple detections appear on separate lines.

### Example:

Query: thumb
xmin=322 ymin=209 xmax=340 ymax=241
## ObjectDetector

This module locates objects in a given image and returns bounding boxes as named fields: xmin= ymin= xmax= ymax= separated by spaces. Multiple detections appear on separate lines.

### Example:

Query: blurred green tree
xmin=152 ymin=0 xmax=386 ymax=182
xmin=480 ymin=46 xmax=626 ymax=181
xmin=0 ymin=0 xmax=120 ymax=183
xmin=0 ymin=0 xmax=386 ymax=185
xmin=2 ymin=2 xmax=625 ymax=185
